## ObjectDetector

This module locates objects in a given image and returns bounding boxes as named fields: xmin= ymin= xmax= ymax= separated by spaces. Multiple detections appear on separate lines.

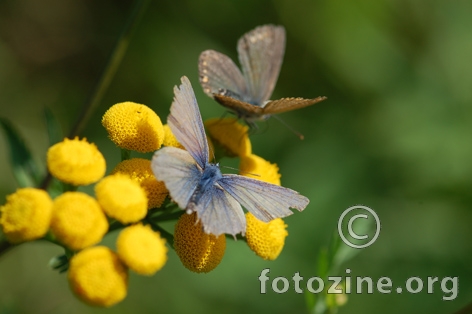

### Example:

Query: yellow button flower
xmin=245 ymin=213 xmax=288 ymax=260
xmin=111 ymin=158 xmax=168 ymax=209
xmin=95 ymin=174 xmax=147 ymax=224
xmin=50 ymin=192 xmax=108 ymax=251
xmin=68 ymin=246 xmax=128 ymax=307
xmin=47 ymin=137 xmax=106 ymax=186
xmin=116 ymin=224 xmax=168 ymax=275
xmin=0 ymin=188 xmax=52 ymax=243
xmin=205 ymin=118 xmax=251 ymax=157
xmin=239 ymin=154 xmax=281 ymax=185
xmin=102 ymin=102 xmax=164 ymax=153
xmin=174 ymin=212 xmax=226 ymax=273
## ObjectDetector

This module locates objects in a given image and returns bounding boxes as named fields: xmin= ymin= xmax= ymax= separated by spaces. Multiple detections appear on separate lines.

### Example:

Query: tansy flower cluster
xmin=0 ymin=100 xmax=293 ymax=307
xmin=1 ymin=135 xmax=169 ymax=307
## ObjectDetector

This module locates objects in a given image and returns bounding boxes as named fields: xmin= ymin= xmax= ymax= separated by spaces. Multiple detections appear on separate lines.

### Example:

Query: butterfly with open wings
xmin=199 ymin=24 xmax=327 ymax=124
xmin=151 ymin=76 xmax=309 ymax=237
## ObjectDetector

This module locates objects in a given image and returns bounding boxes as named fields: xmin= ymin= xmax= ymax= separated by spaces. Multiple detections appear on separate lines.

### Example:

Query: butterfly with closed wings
xmin=151 ymin=76 xmax=309 ymax=237
xmin=199 ymin=24 xmax=327 ymax=126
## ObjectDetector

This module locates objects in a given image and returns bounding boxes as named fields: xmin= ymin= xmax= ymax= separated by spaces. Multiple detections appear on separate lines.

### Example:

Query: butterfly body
xmin=152 ymin=76 xmax=309 ymax=236
xmin=199 ymin=25 xmax=327 ymax=124
xmin=188 ymin=162 xmax=222 ymax=209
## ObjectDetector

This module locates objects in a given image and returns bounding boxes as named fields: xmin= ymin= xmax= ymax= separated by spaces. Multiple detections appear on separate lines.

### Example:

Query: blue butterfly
xmin=199 ymin=25 xmax=326 ymax=124
xmin=151 ymin=76 xmax=309 ymax=236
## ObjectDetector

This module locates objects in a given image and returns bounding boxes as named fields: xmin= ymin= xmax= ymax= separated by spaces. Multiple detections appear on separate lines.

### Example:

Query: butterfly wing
xmin=213 ymin=94 xmax=264 ymax=119
xmin=261 ymin=96 xmax=327 ymax=115
xmin=199 ymin=50 xmax=248 ymax=100
xmin=218 ymin=174 xmax=309 ymax=222
xmin=237 ymin=25 xmax=286 ymax=106
xmin=151 ymin=146 xmax=202 ymax=210
xmin=188 ymin=184 xmax=246 ymax=237
xmin=168 ymin=76 xmax=209 ymax=168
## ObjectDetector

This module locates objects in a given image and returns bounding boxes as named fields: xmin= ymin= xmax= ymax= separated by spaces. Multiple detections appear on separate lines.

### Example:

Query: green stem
xmin=38 ymin=0 xmax=150 ymax=192
xmin=150 ymin=210 xmax=184 ymax=222
xmin=108 ymin=219 xmax=125 ymax=233
xmin=121 ymin=149 xmax=131 ymax=161
xmin=62 ymin=182 xmax=78 ymax=193
xmin=151 ymin=224 xmax=175 ymax=249
xmin=68 ymin=0 xmax=150 ymax=138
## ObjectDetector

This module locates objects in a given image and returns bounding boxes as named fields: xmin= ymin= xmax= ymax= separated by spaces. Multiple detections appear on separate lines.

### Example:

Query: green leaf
xmin=0 ymin=118 xmax=41 ymax=187
xmin=43 ymin=107 xmax=63 ymax=146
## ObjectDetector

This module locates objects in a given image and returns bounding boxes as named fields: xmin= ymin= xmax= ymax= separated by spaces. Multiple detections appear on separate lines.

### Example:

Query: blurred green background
xmin=1 ymin=0 xmax=471 ymax=313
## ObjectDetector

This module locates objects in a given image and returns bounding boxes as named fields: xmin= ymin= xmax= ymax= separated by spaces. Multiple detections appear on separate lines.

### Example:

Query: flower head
xmin=68 ymin=246 xmax=128 ymax=307
xmin=239 ymin=154 xmax=281 ymax=185
xmin=50 ymin=192 xmax=108 ymax=250
xmin=174 ymin=212 xmax=226 ymax=273
xmin=116 ymin=224 xmax=168 ymax=275
xmin=111 ymin=158 xmax=168 ymax=209
xmin=95 ymin=174 xmax=148 ymax=224
xmin=205 ymin=118 xmax=251 ymax=157
xmin=102 ymin=102 xmax=164 ymax=153
xmin=47 ymin=137 xmax=106 ymax=186
xmin=245 ymin=213 xmax=288 ymax=260
xmin=0 ymin=188 xmax=52 ymax=243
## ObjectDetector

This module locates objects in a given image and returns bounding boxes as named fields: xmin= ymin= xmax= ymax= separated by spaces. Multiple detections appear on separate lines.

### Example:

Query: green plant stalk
xmin=68 ymin=0 xmax=150 ymax=138
xmin=121 ymin=149 xmax=131 ymax=161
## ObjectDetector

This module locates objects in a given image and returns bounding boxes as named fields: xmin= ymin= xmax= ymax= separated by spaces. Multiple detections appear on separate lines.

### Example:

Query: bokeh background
xmin=1 ymin=0 xmax=471 ymax=313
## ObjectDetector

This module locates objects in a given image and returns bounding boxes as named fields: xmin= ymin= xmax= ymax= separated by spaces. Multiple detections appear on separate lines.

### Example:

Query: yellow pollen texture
xmin=0 ymin=188 xmax=53 ymax=243
xmin=245 ymin=213 xmax=288 ymax=260
xmin=47 ymin=137 xmax=106 ymax=186
xmin=50 ymin=192 xmax=108 ymax=251
xmin=116 ymin=224 xmax=168 ymax=275
xmin=111 ymin=158 xmax=168 ymax=209
xmin=68 ymin=246 xmax=128 ymax=307
xmin=102 ymin=102 xmax=164 ymax=153
xmin=174 ymin=212 xmax=226 ymax=273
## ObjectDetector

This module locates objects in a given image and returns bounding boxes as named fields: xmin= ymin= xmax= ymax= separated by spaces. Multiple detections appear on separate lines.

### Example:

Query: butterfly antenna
xmin=222 ymin=165 xmax=261 ymax=177
xmin=246 ymin=121 xmax=259 ymax=136
xmin=272 ymin=115 xmax=305 ymax=140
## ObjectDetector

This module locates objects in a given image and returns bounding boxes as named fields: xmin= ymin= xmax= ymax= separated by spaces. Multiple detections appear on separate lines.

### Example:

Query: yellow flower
xmin=50 ymin=192 xmax=108 ymax=251
xmin=111 ymin=158 xmax=168 ymax=209
xmin=95 ymin=174 xmax=147 ymax=224
xmin=174 ymin=212 xmax=226 ymax=273
xmin=239 ymin=154 xmax=281 ymax=185
xmin=68 ymin=246 xmax=128 ymax=307
xmin=240 ymin=155 xmax=287 ymax=259
xmin=116 ymin=224 xmax=167 ymax=275
xmin=102 ymin=102 xmax=164 ymax=153
xmin=162 ymin=124 xmax=184 ymax=149
xmin=205 ymin=118 xmax=251 ymax=157
xmin=245 ymin=213 xmax=288 ymax=260
xmin=47 ymin=137 xmax=106 ymax=186
xmin=0 ymin=188 xmax=52 ymax=243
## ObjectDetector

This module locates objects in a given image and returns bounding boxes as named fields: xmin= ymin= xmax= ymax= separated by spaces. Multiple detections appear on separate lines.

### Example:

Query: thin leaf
xmin=0 ymin=118 xmax=41 ymax=187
